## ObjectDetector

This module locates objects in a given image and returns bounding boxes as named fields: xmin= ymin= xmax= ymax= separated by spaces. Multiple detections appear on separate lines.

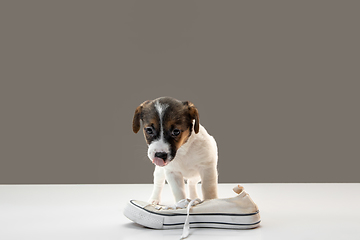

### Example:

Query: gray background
xmin=1 ymin=1 xmax=359 ymax=184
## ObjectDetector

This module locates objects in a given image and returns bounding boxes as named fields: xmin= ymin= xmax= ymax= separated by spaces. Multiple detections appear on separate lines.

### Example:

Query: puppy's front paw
xmin=148 ymin=199 xmax=160 ymax=205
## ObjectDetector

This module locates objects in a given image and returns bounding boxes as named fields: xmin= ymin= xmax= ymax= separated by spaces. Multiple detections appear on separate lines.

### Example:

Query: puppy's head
xmin=132 ymin=97 xmax=199 ymax=167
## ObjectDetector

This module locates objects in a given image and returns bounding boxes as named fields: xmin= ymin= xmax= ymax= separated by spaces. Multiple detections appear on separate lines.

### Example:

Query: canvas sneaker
xmin=123 ymin=185 xmax=260 ymax=239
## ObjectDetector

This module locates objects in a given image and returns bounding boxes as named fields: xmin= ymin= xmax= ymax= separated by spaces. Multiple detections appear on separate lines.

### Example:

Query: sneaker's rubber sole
xmin=124 ymin=200 xmax=261 ymax=230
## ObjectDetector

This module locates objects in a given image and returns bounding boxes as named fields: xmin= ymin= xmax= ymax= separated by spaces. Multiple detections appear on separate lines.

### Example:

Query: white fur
xmin=149 ymin=124 xmax=218 ymax=204
xmin=147 ymin=139 xmax=170 ymax=160
xmin=147 ymin=101 xmax=170 ymax=160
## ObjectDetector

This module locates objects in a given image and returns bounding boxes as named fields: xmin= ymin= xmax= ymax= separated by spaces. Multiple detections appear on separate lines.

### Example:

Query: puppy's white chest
xmin=165 ymin=155 xmax=200 ymax=179
xmin=163 ymin=132 xmax=211 ymax=179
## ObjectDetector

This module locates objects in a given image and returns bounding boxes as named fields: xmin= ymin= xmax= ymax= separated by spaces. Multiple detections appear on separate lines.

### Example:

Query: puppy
xmin=132 ymin=96 xmax=218 ymax=204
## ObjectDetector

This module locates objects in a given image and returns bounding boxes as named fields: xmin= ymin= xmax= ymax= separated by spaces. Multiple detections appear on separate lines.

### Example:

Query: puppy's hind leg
xmin=149 ymin=166 xmax=165 ymax=204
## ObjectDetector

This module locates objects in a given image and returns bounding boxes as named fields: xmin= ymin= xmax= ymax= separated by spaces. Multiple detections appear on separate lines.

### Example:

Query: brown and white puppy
xmin=132 ymin=96 xmax=218 ymax=204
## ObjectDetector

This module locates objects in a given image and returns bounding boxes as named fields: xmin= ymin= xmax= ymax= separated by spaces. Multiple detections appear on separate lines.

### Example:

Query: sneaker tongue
xmin=152 ymin=157 xmax=167 ymax=167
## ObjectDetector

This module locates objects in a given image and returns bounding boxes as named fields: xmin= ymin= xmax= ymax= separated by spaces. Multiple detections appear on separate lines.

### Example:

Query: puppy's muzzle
xmin=152 ymin=152 xmax=169 ymax=167
xmin=155 ymin=152 xmax=168 ymax=160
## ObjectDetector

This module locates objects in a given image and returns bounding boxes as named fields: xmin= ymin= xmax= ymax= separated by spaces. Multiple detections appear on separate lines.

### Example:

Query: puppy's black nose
xmin=155 ymin=152 xmax=168 ymax=160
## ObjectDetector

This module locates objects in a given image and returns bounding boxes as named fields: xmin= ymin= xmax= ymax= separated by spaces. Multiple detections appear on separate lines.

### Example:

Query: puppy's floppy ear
xmin=132 ymin=100 xmax=150 ymax=133
xmin=183 ymin=101 xmax=200 ymax=134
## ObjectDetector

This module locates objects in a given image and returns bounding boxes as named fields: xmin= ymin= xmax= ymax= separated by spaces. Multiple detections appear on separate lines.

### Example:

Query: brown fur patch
xmin=132 ymin=100 xmax=154 ymax=133
xmin=176 ymin=128 xmax=191 ymax=148
xmin=183 ymin=101 xmax=200 ymax=134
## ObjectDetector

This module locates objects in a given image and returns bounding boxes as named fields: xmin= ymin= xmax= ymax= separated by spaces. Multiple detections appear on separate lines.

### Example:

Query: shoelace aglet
xmin=180 ymin=227 xmax=189 ymax=239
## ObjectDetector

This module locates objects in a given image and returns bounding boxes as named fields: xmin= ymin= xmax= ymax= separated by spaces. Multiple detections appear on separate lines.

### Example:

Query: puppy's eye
xmin=145 ymin=127 xmax=154 ymax=135
xmin=172 ymin=129 xmax=181 ymax=137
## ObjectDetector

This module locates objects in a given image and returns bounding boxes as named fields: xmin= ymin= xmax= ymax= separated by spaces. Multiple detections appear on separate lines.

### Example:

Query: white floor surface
xmin=1 ymin=183 xmax=359 ymax=240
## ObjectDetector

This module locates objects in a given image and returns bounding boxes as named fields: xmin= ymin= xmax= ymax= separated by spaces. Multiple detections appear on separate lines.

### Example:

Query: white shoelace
xmin=155 ymin=198 xmax=202 ymax=239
